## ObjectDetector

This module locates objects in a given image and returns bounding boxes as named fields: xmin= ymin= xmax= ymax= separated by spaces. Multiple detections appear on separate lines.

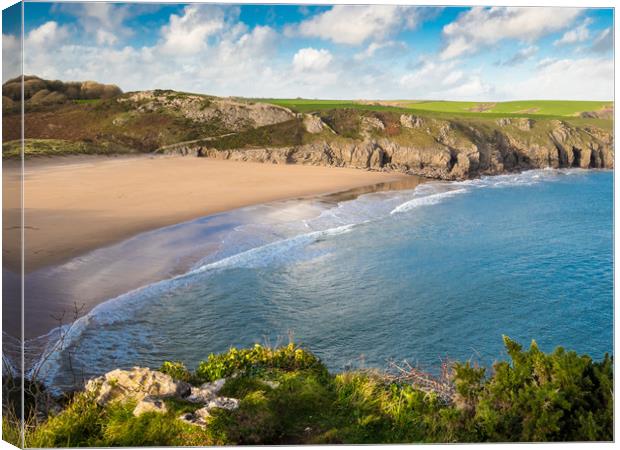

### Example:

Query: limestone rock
xmin=303 ymin=114 xmax=324 ymax=134
xmin=187 ymin=378 xmax=226 ymax=404
xmin=207 ymin=397 xmax=240 ymax=411
xmin=85 ymin=367 xmax=191 ymax=406
xmin=133 ymin=397 xmax=168 ymax=416
xmin=361 ymin=116 xmax=385 ymax=133
xmin=120 ymin=91 xmax=294 ymax=131
xmin=400 ymin=114 xmax=424 ymax=128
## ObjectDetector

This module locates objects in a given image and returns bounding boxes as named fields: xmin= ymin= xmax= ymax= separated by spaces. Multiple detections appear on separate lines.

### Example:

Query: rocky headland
xmin=3 ymin=77 xmax=614 ymax=181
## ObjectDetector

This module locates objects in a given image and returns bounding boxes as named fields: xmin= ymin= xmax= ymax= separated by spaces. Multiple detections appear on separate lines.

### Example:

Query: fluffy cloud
xmin=58 ymin=3 xmax=130 ymax=45
xmin=441 ymin=7 xmax=581 ymax=59
xmin=291 ymin=5 xmax=420 ymax=45
xmin=293 ymin=47 xmax=333 ymax=72
xmin=159 ymin=5 xmax=232 ymax=55
xmin=16 ymin=5 xmax=613 ymax=101
xmin=506 ymin=57 xmax=612 ymax=100
xmin=399 ymin=59 xmax=493 ymax=100
xmin=27 ymin=21 xmax=69 ymax=48
xmin=554 ymin=18 xmax=592 ymax=46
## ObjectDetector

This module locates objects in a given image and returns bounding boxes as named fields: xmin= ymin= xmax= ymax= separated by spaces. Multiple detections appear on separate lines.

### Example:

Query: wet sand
xmin=3 ymin=155 xmax=417 ymax=273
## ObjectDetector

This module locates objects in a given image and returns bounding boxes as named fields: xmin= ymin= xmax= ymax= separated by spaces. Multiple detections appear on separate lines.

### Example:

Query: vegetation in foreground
xmin=3 ymin=337 xmax=613 ymax=446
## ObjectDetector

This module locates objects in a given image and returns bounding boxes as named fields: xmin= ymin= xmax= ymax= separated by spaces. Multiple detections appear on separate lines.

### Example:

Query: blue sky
xmin=2 ymin=2 xmax=614 ymax=100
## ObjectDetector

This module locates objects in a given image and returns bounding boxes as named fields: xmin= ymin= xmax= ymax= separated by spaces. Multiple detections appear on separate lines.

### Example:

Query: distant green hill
xmin=255 ymin=98 xmax=612 ymax=119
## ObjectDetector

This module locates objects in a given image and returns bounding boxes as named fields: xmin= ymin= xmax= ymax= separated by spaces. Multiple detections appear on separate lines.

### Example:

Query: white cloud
xmin=27 ymin=21 xmax=69 ymax=48
xmin=159 ymin=5 xmax=231 ymax=55
xmin=17 ymin=5 xmax=613 ymax=101
xmin=505 ymin=57 xmax=613 ymax=100
xmin=292 ymin=5 xmax=420 ymax=45
xmin=399 ymin=59 xmax=493 ymax=100
xmin=354 ymin=41 xmax=405 ymax=61
xmin=441 ymin=7 xmax=581 ymax=59
xmin=292 ymin=48 xmax=333 ymax=72
xmin=554 ymin=18 xmax=592 ymax=46
xmin=60 ymin=3 xmax=131 ymax=45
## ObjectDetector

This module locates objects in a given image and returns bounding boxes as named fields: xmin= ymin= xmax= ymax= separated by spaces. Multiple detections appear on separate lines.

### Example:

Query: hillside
xmin=2 ymin=338 xmax=613 ymax=446
xmin=2 ymin=77 xmax=613 ymax=181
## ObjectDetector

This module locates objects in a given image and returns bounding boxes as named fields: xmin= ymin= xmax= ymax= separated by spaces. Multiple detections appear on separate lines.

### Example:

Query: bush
xmin=194 ymin=344 xmax=325 ymax=383
xmin=451 ymin=336 xmax=614 ymax=442
xmin=9 ymin=339 xmax=613 ymax=446
xmin=159 ymin=361 xmax=191 ymax=383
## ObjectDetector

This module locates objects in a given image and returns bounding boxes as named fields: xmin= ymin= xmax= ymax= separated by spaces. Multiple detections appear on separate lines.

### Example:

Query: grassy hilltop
xmin=255 ymin=98 xmax=612 ymax=119
xmin=3 ymin=338 xmax=613 ymax=446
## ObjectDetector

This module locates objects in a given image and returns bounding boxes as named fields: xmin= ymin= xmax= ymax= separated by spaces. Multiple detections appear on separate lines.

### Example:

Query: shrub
xmin=159 ymin=361 xmax=191 ymax=382
xmin=194 ymin=344 xmax=325 ymax=383
xmin=453 ymin=336 xmax=614 ymax=442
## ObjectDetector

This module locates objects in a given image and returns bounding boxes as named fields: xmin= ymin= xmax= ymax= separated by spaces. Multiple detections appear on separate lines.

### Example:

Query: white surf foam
xmin=390 ymin=188 xmax=467 ymax=214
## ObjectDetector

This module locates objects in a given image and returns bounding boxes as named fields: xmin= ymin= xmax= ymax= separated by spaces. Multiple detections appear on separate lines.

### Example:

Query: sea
xmin=33 ymin=169 xmax=613 ymax=390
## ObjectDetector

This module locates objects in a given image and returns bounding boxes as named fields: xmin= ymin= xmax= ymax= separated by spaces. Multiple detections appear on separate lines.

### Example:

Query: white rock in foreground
xmin=85 ymin=367 xmax=191 ymax=406
xmin=133 ymin=397 xmax=168 ymax=416
xmin=187 ymin=378 xmax=226 ymax=403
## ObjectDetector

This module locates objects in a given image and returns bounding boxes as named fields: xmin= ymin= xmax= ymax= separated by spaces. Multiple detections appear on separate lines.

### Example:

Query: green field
xmin=256 ymin=98 xmax=612 ymax=119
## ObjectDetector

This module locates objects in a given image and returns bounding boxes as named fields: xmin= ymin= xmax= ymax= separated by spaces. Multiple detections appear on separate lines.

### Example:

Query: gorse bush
xmin=159 ymin=361 xmax=191 ymax=383
xmin=461 ymin=336 xmax=614 ymax=442
xmin=6 ymin=338 xmax=613 ymax=446
xmin=194 ymin=343 xmax=325 ymax=383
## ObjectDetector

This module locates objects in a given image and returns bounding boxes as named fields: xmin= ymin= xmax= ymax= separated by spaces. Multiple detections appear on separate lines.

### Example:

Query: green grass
xmin=255 ymin=98 xmax=612 ymax=119
xmin=6 ymin=340 xmax=612 ymax=446
xmin=404 ymin=100 xmax=611 ymax=116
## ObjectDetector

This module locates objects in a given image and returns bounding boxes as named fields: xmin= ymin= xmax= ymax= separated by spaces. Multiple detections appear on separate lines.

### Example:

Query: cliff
xmin=3 ymin=80 xmax=613 ymax=181
xmin=164 ymin=112 xmax=614 ymax=181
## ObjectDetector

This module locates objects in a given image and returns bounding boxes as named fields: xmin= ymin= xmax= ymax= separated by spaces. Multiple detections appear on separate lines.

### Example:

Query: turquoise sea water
xmin=41 ymin=169 xmax=613 ymax=388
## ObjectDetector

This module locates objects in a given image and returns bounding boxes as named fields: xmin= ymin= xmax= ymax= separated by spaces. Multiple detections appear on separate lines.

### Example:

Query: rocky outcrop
xmin=120 ymin=91 xmax=295 ymax=131
xmin=302 ymin=114 xmax=325 ymax=133
xmin=168 ymin=117 xmax=613 ymax=181
xmin=85 ymin=368 xmax=239 ymax=424
xmin=400 ymin=114 xmax=424 ymax=129
xmin=85 ymin=367 xmax=191 ymax=406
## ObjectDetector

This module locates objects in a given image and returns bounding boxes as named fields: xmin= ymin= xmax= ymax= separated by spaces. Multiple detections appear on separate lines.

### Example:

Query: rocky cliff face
xmin=165 ymin=113 xmax=614 ymax=181
xmin=120 ymin=91 xmax=295 ymax=131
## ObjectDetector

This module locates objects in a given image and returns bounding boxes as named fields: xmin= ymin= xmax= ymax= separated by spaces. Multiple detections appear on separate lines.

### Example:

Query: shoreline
xmin=3 ymin=154 xmax=421 ymax=273
xmin=4 ymin=155 xmax=426 ymax=339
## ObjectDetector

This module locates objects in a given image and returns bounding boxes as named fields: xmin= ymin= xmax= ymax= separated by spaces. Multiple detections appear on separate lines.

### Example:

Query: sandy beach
xmin=3 ymin=155 xmax=416 ymax=273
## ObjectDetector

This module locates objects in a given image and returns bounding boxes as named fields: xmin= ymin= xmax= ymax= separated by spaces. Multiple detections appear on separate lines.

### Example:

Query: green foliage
xmin=195 ymin=343 xmax=325 ymax=383
xmin=17 ymin=339 xmax=613 ymax=446
xmin=208 ymin=119 xmax=304 ymax=150
xmin=466 ymin=336 xmax=614 ymax=442
xmin=159 ymin=361 xmax=191 ymax=382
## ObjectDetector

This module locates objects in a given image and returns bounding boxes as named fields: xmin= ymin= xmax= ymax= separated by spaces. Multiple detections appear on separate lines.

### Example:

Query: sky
xmin=1 ymin=2 xmax=614 ymax=100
